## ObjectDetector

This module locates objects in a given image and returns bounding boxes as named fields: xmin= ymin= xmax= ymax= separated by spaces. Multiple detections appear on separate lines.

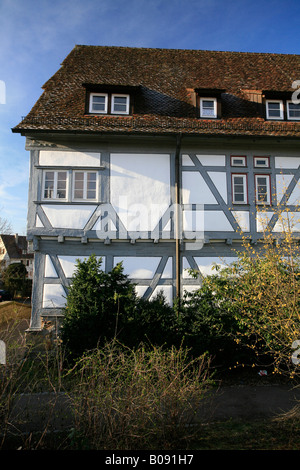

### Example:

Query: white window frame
xmin=230 ymin=156 xmax=247 ymax=167
xmin=72 ymin=171 xmax=98 ymax=201
xmin=232 ymin=173 xmax=248 ymax=204
xmin=266 ymin=99 xmax=284 ymax=120
xmin=89 ymin=93 xmax=108 ymax=114
xmin=287 ymin=100 xmax=300 ymax=121
xmin=200 ymin=97 xmax=217 ymax=118
xmin=111 ymin=94 xmax=130 ymax=115
xmin=254 ymin=156 xmax=270 ymax=168
xmin=42 ymin=170 xmax=68 ymax=201
xmin=255 ymin=174 xmax=271 ymax=205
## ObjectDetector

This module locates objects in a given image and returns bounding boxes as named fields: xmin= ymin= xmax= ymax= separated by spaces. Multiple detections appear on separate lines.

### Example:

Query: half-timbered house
xmin=12 ymin=45 xmax=300 ymax=331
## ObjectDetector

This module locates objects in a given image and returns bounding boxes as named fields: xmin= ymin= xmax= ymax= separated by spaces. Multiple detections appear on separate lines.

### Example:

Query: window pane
xmin=74 ymin=173 xmax=84 ymax=198
xmin=74 ymin=190 xmax=83 ymax=199
xmin=288 ymin=103 xmax=300 ymax=118
xmin=44 ymin=172 xmax=54 ymax=198
xmin=92 ymin=95 xmax=106 ymax=111
xmin=256 ymin=176 xmax=269 ymax=203
xmin=113 ymin=96 xmax=128 ymax=113
xmin=233 ymin=175 xmax=246 ymax=203
xmin=202 ymin=100 xmax=214 ymax=109
xmin=57 ymin=171 xmax=67 ymax=198
xmin=267 ymin=102 xmax=281 ymax=117
xmin=234 ymin=193 xmax=245 ymax=202
xmin=87 ymin=173 xmax=96 ymax=198
xmin=201 ymin=100 xmax=215 ymax=117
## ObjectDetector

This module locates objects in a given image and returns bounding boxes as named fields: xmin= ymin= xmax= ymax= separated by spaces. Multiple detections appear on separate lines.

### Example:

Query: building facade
xmin=12 ymin=46 xmax=300 ymax=331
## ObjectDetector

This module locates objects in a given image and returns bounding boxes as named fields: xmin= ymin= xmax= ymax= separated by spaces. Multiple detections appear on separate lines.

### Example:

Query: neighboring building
xmin=0 ymin=234 xmax=34 ymax=279
xmin=12 ymin=45 xmax=300 ymax=331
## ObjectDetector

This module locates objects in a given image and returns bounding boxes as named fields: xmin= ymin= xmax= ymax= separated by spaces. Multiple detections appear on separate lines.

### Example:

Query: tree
xmin=2 ymin=262 xmax=28 ymax=298
xmin=187 ymin=208 xmax=300 ymax=377
xmin=0 ymin=211 xmax=12 ymax=234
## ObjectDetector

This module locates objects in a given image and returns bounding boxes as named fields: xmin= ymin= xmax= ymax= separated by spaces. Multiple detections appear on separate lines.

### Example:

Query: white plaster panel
xmin=181 ymin=154 xmax=194 ymax=166
xmin=276 ymin=174 xmax=300 ymax=205
xmin=42 ymin=284 xmax=66 ymax=308
xmin=42 ymin=205 xmax=96 ymax=229
xmin=92 ymin=214 xmax=117 ymax=232
xmin=196 ymin=155 xmax=226 ymax=166
xmin=135 ymin=285 xmax=149 ymax=298
xmin=276 ymin=174 xmax=293 ymax=202
xmin=273 ymin=212 xmax=300 ymax=232
xmin=182 ymin=172 xmax=217 ymax=204
xmin=114 ymin=256 xmax=161 ymax=279
xmin=58 ymin=255 xmax=105 ymax=278
xmin=39 ymin=151 xmax=101 ymax=167
xmin=275 ymin=157 xmax=300 ymax=169
xmin=161 ymin=257 xmax=173 ymax=279
xmin=287 ymin=184 xmax=300 ymax=206
xmin=110 ymin=153 xmax=171 ymax=232
xmin=207 ymin=172 xmax=227 ymax=203
xmin=150 ymin=285 xmax=173 ymax=305
xmin=182 ymin=257 xmax=193 ymax=278
xmin=36 ymin=215 xmax=44 ymax=227
xmin=204 ymin=211 xmax=234 ymax=232
xmin=182 ymin=285 xmax=199 ymax=294
xmin=256 ymin=212 xmax=273 ymax=232
xmin=231 ymin=211 xmax=250 ymax=232
xmin=194 ymin=256 xmax=238 ymax=276
xmin=44 ymin=255 xmax=58 ymax=278
xmin=183 ymin=210 xmax=204 ymax=233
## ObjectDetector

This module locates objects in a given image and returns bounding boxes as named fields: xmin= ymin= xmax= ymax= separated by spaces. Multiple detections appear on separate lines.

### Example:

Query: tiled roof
xmin=0 ymin=235 xmax=33 ymax=260
xmin=12 ymin=45 xmax=300 ymax=138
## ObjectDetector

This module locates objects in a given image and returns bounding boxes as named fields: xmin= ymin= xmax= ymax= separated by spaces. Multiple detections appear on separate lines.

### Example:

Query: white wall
xmin=110 ymin=153 xmax=171 ymax=232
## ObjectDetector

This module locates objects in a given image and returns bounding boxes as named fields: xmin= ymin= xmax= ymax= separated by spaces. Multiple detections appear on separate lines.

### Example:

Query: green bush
xmin=60 ymin=256 xmax=178 ymax=358
xmin=176 ymin=269 xmax=255 ymax=367
xmin=127 ymin=291 xmax=179 ymax=349
xmin=60 ymin=255 xmax=137 ymax=358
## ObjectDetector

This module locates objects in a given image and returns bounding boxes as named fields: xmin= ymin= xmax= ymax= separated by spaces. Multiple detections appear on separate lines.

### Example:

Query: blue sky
xmin=0 ymin=0 xmax=300 ymax=234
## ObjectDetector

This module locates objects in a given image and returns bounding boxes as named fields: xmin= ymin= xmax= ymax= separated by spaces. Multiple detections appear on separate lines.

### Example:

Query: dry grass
xmin=0 ymin=301 xmax=31 ymax=325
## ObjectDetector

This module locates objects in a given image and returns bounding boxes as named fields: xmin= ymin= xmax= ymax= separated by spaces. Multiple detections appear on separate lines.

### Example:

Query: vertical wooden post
xmin=175 ymin=133 xmax=182 ymax=304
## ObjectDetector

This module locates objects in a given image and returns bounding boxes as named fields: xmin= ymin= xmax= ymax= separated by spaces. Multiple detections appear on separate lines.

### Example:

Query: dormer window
xmin=89 ymin=93 xmax=108 ymax=114
xmin=287 ymin=101 xmax=300 ymax=120
xmin=266 ymin=99 xmax=283 ymax=120
xmin=111 ymin=94 xmax=130 ymax=114
xmin=88 ymin=92 xmax=130 ymax=115
xmin=200 ymin=97 xmax=217 ymax=118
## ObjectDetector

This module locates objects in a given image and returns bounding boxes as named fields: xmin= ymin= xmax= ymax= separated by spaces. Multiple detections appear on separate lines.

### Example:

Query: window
xmin=73 ymin=171 xmax=97 ymax=200
xmin=232 ymin=174 xmax=248 ymax=204
xmin=231 ymin=156 xmax=247 ymax=167
xmin=255 ymin=174 xmax=271 ymax=205
xmin=111 ymin=94 xmax=130 ymax=114
xmin=254 ymin=156 xmax=270 ymax=168
xmin=266 ymin=100 xmax=283 ymax=120
xmin=43 ymin=171 xmax=67 ymax=200
xmin=89 ymin=93 xmax=108 ymax=114
xmin=287 ymin=101 xmax=300 ymax=120
xmin=89 ymin=92 xmax=130 ymax=115
xmin=200 ymin=97 xmax=217 ymax=118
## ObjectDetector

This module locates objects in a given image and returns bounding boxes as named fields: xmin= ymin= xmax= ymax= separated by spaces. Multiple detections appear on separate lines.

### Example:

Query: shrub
xmin=60 ymin=256 xmax=179 ymax=358
xmin=176 ymin=269 xmax=255 ymax=368
xmin=60 ymin=255 xmax=137 ymax=358
xmin=127 ymin=291 xmax=179 ymax=350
